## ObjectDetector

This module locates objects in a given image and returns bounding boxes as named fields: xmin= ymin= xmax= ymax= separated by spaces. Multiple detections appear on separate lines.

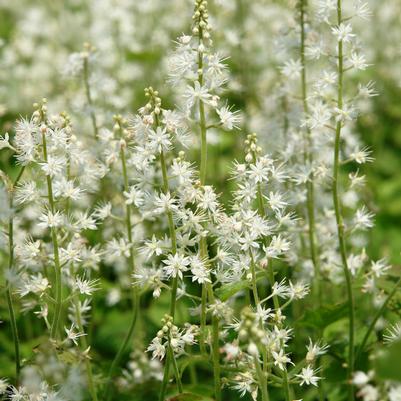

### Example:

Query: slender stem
xmin=195 ymin=25 xmax=222 ymax=401
xmin=198 ymin=39 xmax=207 ymax=186
xmin=333 ymin=2 xmax=355 ymax=399
xmin=6 ymin=167 xmax=26 ymax=386
xmin=210 ymin=296 xmax=222 ymax=401
xmin=251 ymin=151 xmax=280 ymax=311
xmin=105 ymin=144 xmax=139 ymax=399
xmin=282 ymin=368 xmax=291 ymax=401
xmin=249 ymin=251 xmax=260 ymax=305
xmin=74 ymin=296 xmax=98 ymax=401
xmin=5 ymin=166 xmax=25 ymax=385
xmin=83 ymin=56 xmax=98 ymax=140
xmin=169 ymin=344 xmax=183 ymax=393
xmin=158 ymin=145 xmax=181 ymax=401
xmin=254 ymin=355 xmax=269 ymax=401
xmin=105 ymin=305 xmax=138 ymax=401
xmin=42 ymin=132 xmax=63 ymax=339
xmin=299 ymin=0 xmax=321 ymax=305
xmin=356 ymin=277 xmax=401 ymax=360
xmin=199 ymin=284 xmax=207 ymax=355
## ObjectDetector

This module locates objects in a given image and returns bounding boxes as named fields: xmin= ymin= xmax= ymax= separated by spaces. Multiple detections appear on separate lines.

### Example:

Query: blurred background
xmin=0 ymin=0 xmax=400 ymax=399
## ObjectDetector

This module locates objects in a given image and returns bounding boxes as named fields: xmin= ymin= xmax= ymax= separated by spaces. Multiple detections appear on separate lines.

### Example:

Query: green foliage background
xmin=0 ymin=2 xmax=401 ymax=401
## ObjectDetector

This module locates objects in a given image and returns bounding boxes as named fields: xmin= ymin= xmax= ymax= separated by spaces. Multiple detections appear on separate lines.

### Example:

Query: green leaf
xmin=299 ymin=302 xmax=348 ymax=329
xmin=215 ymin=280 xmax=250 ymax=301
xmin=374 ymin=339 xmax=401 ymax=381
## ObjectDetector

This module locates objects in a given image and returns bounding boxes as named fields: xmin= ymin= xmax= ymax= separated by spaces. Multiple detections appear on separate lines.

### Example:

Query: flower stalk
xmin=299 ymin=0 xmax=321 ymax=304
xmin=332 ymin=1 xmax=355 ymax=398
xmin=41 ymin=128 xmax=63 ymax=339
xmin=105 ymin=118 xmax=139 ymax=400
xmin=4 ymin=166 xmax=25 ymax=386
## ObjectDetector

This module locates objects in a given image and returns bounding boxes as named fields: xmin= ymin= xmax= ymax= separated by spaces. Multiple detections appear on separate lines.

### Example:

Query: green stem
xmin=158 ymin=145 xmax=181 ymax=401
xmin=4 ymin=166 xmax=25 ymax=386
xmin=249 ymin=251 xmax=260 ymax=305
xmin=42 ymin=132 xmax=63 ymax=339
xmin=105 ymin=144 xmax=139 ymax=399
xmin=300 ymin=0 xmax=321 ymax=304
xmin=83 ymin=56 xmax=98 ymax=139
xmin=356 ymin=277 xmax=401 ymax=360
xmin=74 ymin=296 xmax=98 ymax=401
xmin=105 ymin=303 xmax=138 ymax=401
xmin=169 ymin=344 xmax=183 ymax=393
xmin=333 ymin=2 xmax=355 ymax=399
xmin=254 ymin=355 xmax=269 ymax=401
xmin=282 ymin=368 xmax=291 ymax=401
xmin=195 ymin=27 xmax=222 ymax=400
xmin=199 ymin=284 xmax=207 ymax=355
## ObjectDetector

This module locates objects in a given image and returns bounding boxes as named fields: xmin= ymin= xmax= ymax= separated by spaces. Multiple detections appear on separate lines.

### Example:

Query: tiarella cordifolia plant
xmin=1 ymin=1 xmax=401 ymax=401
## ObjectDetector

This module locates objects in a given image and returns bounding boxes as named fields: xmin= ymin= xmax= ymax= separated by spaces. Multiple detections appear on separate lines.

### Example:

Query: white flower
xmin=154 ymin=192 xmax=177 ymax=214
xmin=249 ymin=161 xmax=270 ymax=183
xmin=216 ymin=105 xmax=241 ymax=130
xmin=147 ymin=337 xmax=166 ymax=360
xmin=389 ymin=385 xmax=401 ymax=401
xmin=15 ymin=181 xmax=39 ymax=204
xmin=184 ymin=81 xmax=212 ymax=109
xmin=74 ymin=211 xmax=97 ymax=230
xmin=239 ymin=231 xmax=259 ymax=251
xmin=355 ymin=1 xmax=372 ymax=20
xmin=64 ymin=324 xmax=86 ymax=346
xmin=370 ymin=259 xmax=391 ymax=278
xmin=281 ymin=59 xmax=303 ymax=79
xmin=197 ymin=186 xmax=219 ymax=213
xmin=74 ymin=277 xmax=100 ymax=295
xmin=53 ymin=178 xmax=82 ymax=200
xmin=383 ymin=322 xmax=401 ymax=344
xmin=93 ymin=202 xmax=112 ymax=220
xmin=38 ymin=210 xmax=64 ymax=229
xmin=357 ymin=384 xmax=379 ymax=401
xmin=349 ymin=52 xmax=369 ymax=71
xmin=350 ymin=147 xmax=374 ymax=164
xmin=190 ymin=256 xmax=211 ymax=284
xmin=296 ymin=366 xmax=321 ymax=386
xmin=162 ymin=253 xmax=190 ymax=279
xmin=331 ymin=23 xmax=355 ymax=43
xmin=353 ymin=206 xmax=374 ymax=230
xmin=352 ymin=371 xmax=371 ymax=387
xmin=334 ymin=104 xmax=357 ymax=122
xmin=306 ymin=339 xmax=329 ymax=363
xmin=0 ymin=132 xmax=16 ymax=151
xmin=0 ymin=378 xmax=8 ymax=395
xmin=141 ymin=235 xmax=165 ymax=259
xmin=123 ymin=185 xmax=145 ymax=207
xmin=272 ymin=349 xmax=293 ymax=370
xmin=264 ymin=235 xmax=291 ymax=259
xmin=60 ymin=243 xmax=82 ymax=264
xmin=288 ymin=281 xmax=309 ymax=299
xmin=40 ymin=155 xmax=65 ymax=177
xmin=272 ymin=279 xmax=290 ymax=299
xmin=148 ymin=127 xmax=171 ymax=153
